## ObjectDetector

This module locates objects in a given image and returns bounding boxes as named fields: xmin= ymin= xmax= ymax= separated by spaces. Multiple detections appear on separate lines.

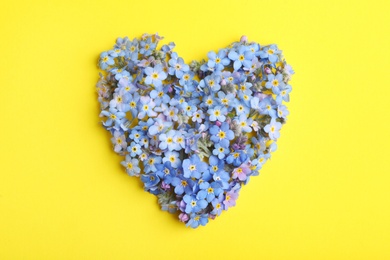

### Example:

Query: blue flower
xmin=251 ymin=136 xmax=266 ymax=154
xmin=192 ymin=110 xmax=205 ymax=123
xmin=265 ymin=73 xmax=285 ymax=93
xmin=127 ymin=142 xmax=142 ymax=157
xmin=168 ymin=52 xmax=189 ymax=78
xmin=144 ymin=64 xmax=167 ymax=87
xmin=207 ymin=106 xmax=227 ymax=122
xmin=150 ymin=86 xmax=170 ymax=106
xmin=138 ymin=96 xmax=157 ymax=119
xmin=111 ymin=130 xmax=127 ymax=153
xmin=183 ymin=194 xmax=208 ymax=214
xmin=211 ymin=195 xmax=224 ymax=216
xmin=201 ymin=49 xmax=230 ymax=72
xmin=259 ymin=44 xmax=280 ymax=63
xmin=148 ymin=117 xmax=172 ymax=136
xmin=171 ymin=175 xmax=194 ymax=195
xmin=259 ymin=97 xmax=277 ymax=118
xmin=129 ymin=129 xmax=143 ymax=143
xmin=179 ymin=71 xmax=195 ymax=86
xmin=212 ymin=169 xmax=230 ymax=189
xmin=123 ymin=93 xmax=139 ymax=118
xmin=217 ymin=91 xmax=236 ymax=110
xmin=159 ymin=130 xmax=180 ymax=151
xmin=186 ymin=213 xmax=209 ymax=228
xmin=234 ymin=101 xmax=250 ymax=115
xmin=100 ymin=107 xmax=125 ymax=127
xmin=144 ymin=155 xmax=162 ymax=173
xmin=139 ymin=36 xmax=156 ymax=56
xmin=226 ymin=150 xmax=248 ymax=166
xmin=264 ymin=119 xmax=282 ymax=140
xmin=198 ymin=182 xmax=223 ymax=202
xmin=155 ymin=161 xmax=176 ymax=184
xmin=182 ymin=154 xmax=208 ymax=179
xmin=276 ymin=85 xmax=292 ymax=104
xmin=199 ymin=75 xmax=221 ymax=92
xmin=162 ymin=151 xmax=181 ymax=168
xmin=141 ymin=173 xmax=160 ymax=190
xmin=233 ymin=114 xmax=253 ymax=133
xmin=212 ymin=143 xmax=230 ymax=159
xmin=228 ymin=45 xmax=254 ymax=71
xmin=209 ymin=122 xmax=235 ymax=147
xmin=208 ymin=155 xmax=225 ymax=175
xmin=120 ymin=155 xmax=141 ymax=176
xmin=99 ymin=51 xmax=114 ymax=70
xmin=277 ymin=105 xmax=289 ymax=119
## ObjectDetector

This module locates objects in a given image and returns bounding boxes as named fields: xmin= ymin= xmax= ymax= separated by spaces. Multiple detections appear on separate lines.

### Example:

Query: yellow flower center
xmin=217 ymin=131 xmax=226 ymax=139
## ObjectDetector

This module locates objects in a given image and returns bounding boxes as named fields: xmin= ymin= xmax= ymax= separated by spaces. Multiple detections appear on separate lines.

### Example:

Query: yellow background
xmin=1 ymin=0 xmax=389 ymax=259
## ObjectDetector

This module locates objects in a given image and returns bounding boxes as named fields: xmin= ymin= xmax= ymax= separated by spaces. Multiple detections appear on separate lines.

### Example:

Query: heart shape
xmin=96 ymin=33 xmax=294 ymax=228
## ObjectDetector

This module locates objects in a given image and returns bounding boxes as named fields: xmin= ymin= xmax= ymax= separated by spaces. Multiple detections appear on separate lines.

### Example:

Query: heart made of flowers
xmin=96 ymin=33 xmax=294 ymax=228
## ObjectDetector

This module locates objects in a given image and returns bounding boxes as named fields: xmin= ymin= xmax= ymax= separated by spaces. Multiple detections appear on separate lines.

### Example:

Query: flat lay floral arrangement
xmin=96 ymin=33 xmax=294 ymax=228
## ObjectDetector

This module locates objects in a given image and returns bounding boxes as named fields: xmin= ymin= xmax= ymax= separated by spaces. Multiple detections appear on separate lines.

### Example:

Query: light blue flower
xmin=277 ymin=105 xmax=289 ymax=119
xmin=265 ymin=73 xmax=285 ymax=93
xmin=201 ymin=49 xmax=230 ymax=72
xmin=144 ymin=64 xmax=167 ymax=87
xmin=207 ymin=106 xmax=227 ymax=122
xmin=144 ymin=155 xmax=162 ymax=173
xmin=120 ymin=155 xmax=141 ymax=176
xmin=99 ymin=51 xmax=114 ymax=70
xmin=197 ymin=182 xmax=223 ymax=203
xmin=276 ymin=85 xmax=292 ymax=104
xmin=186 ymin=213 xmax=209 ymax=228
xmin=259 ymin=44 xmax=280 ymax=63
xmin=111 ymin=130 xmax=127 ymax=153
xmin=259 ymin=97 xmax=277 ymax=118
xmin=139 ymin=37 xmax=156 ymax=56
xmin=171 ymin=175 xmax=194 ymax=195
xmin=148 ymin=117 xmax=172 ymax=136
xmin=100 ymin=107 xmax=125 ymax=127
xmin=138 ymin=96 xmax=157 ymax=119
xmin=264 ymin=119 xmax=282 ymax=140
xmin=234 ymin=114 xmax=253 ymax=133
xmin=209 ymin=122 xmax=235 ymax=147
xmin=228 ymin=45 xmax=254 ymax=71
xmin=192 ymin=110 xmax=205 ymax=123
xmin=155 ymin=161 xmax=176 ymax=184
xmin=182 ymin=154 xmax=208 ymax=179
xmin=141 ymin=173 xmax=160 ymax=190
xmin=150 ymin=86 xmax=170 ymax=106
xmin=234 ymin=101 xmax=250 ymax=115
xmin=211 ymin=195 xmax=224 ymax=216
xmin=226 ymin=150 xmax=248 ymax=167
xmin=183 ymin=194 xmax=208 ymax=214
xmin=159 ymin=130 xmax=180 ymax=151
xmin=168 ymin=52 xmax=189 ymax=78
xmin=127 ymin=141 xmax=142 ymax=157
xmin=162 ymin=151 xmax=181 ymax=168
xmin=212 ymin=143 xmax=230 ymax=159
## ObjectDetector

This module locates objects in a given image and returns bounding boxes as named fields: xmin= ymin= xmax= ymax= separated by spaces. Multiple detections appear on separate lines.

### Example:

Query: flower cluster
xmin=96 ymin=33 xmax=294 ymax=228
